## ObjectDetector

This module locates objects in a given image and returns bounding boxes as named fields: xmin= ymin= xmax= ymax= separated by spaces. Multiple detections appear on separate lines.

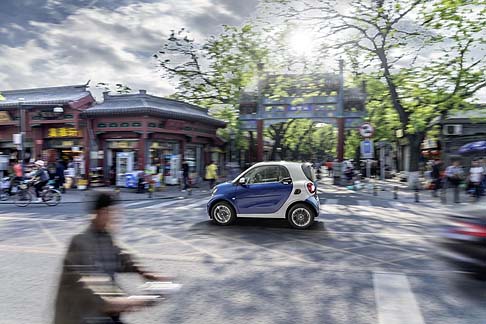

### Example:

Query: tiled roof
xmin=84 ymin=92 xmax=226 ymax=127
xmin=0 ymin=84 xmax=91 ymax=108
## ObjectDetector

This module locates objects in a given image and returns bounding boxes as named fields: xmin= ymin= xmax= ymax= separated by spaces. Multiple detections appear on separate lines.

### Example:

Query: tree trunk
xmin=407 ymin=132 xmax=425 ymax=172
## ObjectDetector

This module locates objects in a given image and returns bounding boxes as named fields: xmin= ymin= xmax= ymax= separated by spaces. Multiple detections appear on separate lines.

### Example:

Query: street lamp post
xmin=15 ymin=99 xmax=64 ymax=177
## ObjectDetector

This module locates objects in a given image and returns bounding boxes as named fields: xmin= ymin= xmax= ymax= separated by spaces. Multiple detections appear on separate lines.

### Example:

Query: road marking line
xmin=222 ymin=235 xmax=316 ymax=264
xmin=0 ymin=244 xmax=62 ymax=255
xmin=140 ymin=199 xmax=185 ymax=209
xmin=389 ymin=201 xmax=408 ymax=211
xmin=38 ymin=223 xmax=63 ymax=248
xmin=373 ymin=272 xmax=425 ymax=324
xmin=0 ymin=216 xmax=70 ymax=222
xmin=357 ymin=200 xmax=371 ymax=206
xmin=145 ymin=229 xmax=226 ymax=260
xmin=124 ymin=200 xmax=153 ymax=207
xmin=173 ymin=198 xmax=208 ymax=210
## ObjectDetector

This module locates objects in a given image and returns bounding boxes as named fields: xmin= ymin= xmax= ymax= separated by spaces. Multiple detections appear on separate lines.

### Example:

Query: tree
xmin=264 ymin=0 xmax=486 ymax=175
xmin=95 ymin=82 xmax=132 ymax=94
xmin=154 ymin=25 xmax=270 ymax=154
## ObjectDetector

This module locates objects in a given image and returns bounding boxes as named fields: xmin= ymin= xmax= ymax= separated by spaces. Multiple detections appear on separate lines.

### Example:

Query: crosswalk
xmin=117 ymin=195 xmax=440 ymax=214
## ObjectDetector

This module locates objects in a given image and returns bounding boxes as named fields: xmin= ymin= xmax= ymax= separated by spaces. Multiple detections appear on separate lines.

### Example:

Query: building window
xmin=64 ymin=114 xmax=74 ymax=119
xmin=148 ymin=122 xmax=157 ymax=127
xmin=98 ymin=123 xmax=107 ymax=128
xmin=120 ymin=122 xmax=129 ymax=127
xmin=109 ymin=123 xmax=118 ymax=127
xmin=132 ymin=122 xmax=141 ymax=127
xmin=184 ymin=126 xmax=192 ymax=131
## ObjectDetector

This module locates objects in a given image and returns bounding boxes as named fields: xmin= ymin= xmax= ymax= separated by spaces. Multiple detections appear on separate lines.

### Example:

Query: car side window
xmin=278 ymin=166 xmax=290 ymax=181
xmin=245 ymin=166 xmax=281 ymax=184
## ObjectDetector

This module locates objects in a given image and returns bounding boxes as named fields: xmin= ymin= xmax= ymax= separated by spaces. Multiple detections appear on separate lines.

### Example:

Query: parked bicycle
xmin=15 ymin=179 xmax=61 ymax=207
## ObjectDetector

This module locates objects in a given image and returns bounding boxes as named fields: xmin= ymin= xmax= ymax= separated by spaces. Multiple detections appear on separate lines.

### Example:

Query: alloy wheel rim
xmin=291 ymin=208 xmax=311 ymax=227
xmin=214 ymin=205 xmax=232 ymax=223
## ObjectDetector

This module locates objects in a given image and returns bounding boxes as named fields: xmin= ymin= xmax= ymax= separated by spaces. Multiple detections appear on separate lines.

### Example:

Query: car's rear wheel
xmin=211 ymin=201 xmax=236 ymax=226
xmin=287 ymin=203 xmax=314 ymax=229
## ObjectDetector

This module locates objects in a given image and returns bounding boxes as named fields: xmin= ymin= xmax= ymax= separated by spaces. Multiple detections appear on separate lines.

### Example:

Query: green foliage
xmin=155 ymin=25 xmax=268 ymax=147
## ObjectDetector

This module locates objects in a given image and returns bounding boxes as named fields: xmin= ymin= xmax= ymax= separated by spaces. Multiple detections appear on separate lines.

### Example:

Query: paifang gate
xmin=238 ymin=61 xmax=367 ymax=162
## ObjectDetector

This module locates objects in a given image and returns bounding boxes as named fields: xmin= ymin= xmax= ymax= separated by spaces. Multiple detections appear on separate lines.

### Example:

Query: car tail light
xmin=453 ymin=221 xmax=486 ymax=238
xmin=306 ymin=182 xmax=316 ymax=194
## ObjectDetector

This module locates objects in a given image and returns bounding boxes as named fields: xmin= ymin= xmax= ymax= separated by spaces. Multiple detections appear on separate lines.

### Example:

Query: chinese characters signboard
xmin=47 ymin=128 xmax=81 ymax=138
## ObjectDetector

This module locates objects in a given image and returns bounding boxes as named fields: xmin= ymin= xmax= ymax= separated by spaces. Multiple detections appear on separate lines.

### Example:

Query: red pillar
xmin=256 ymin=120 xmax=264 ymax=162
xmin=337 ymin=118 xmax=345 ymax=162
xmin=138 ymin=135 xmax=146 ymax=170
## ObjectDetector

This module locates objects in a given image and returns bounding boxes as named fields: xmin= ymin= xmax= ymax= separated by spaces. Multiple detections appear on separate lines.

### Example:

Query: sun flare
xmin=288 ymin=29 xmax=315 ymax=57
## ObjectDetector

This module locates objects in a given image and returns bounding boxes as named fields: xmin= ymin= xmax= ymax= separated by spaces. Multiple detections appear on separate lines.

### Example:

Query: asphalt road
xmin=0 ymin=189 xmax=485 ymax=324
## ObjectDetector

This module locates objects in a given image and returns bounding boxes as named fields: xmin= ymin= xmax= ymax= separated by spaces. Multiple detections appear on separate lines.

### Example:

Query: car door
xmin=234 ymin=165 xmax=293 ymax=215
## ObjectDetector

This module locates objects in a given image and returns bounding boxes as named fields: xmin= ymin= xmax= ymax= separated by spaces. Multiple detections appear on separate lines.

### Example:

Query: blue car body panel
xmin=234 ymin=182 xmax=293 ymax=214
xmin=207 ymin=182 xmax=236 ymax=215
xmin=305 ymin=195 xmax=320 ymax=216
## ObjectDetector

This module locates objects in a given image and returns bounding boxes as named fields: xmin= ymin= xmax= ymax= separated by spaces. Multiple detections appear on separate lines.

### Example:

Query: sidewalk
xmin=318 ymin=175 xmax=482 ymax=209
xmin=0 ymin=184 xmax=211 ymax=204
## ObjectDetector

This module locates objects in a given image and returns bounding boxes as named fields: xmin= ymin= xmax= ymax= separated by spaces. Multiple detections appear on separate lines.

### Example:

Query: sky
xmin=0 ymin=0 xmax=484 ymax=103
xmin=0 ymin=0 xmax=259 ymax=100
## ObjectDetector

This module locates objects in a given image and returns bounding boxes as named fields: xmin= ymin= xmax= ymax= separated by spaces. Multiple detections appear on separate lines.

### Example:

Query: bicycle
xmin=15 ymin=179 xmax=62 ymax=207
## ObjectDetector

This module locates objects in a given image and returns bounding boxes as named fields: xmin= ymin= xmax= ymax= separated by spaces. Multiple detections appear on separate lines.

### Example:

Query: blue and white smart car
xmin=207 ymin=161 xmax=320 ymax=229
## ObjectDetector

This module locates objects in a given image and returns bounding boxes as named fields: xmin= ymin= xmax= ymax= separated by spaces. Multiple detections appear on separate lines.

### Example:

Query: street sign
xmin=359 ymin=123 xmax=374 ymax=138
xmin=360 ymin=139 xmax=374 ymax=159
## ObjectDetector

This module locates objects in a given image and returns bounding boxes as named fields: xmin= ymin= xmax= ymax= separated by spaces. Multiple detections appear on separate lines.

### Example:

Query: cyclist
xmin=31 ymin=160 xmax=49 ymax=202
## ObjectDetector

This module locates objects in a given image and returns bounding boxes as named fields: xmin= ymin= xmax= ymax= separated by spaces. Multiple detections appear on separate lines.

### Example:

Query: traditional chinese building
xmin=0 ymin=85 xmax=226 ymax=186
xmin=83 ymin=90 xmax=226 ymax=185
xmin=0 ymin=84 xmax=94 ymax=174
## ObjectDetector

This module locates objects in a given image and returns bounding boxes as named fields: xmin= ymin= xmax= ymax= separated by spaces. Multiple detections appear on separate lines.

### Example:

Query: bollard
xmin=373 ymin=184 xmax=378 ymax=196
xmin=393 ymin=186 xmax=398 ymax=199
xmin=414 ymin=185 xmax=420 ymax=203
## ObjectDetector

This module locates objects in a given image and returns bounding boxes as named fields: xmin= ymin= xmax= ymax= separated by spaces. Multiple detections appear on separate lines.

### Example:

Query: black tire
xmin=43 ymin=189 xmax=61 ymax=206
xmin=211 ymin=201 xmax=236 ymax=226
xmin=287 ymin=203 xmax=315 ymax=229
xmin=15 ymin=190 xmax=32 ymax=207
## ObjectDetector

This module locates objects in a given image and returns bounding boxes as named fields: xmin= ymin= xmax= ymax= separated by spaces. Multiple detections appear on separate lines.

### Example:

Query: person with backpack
xmin=31 ymin=160 xmax=49 ymax=202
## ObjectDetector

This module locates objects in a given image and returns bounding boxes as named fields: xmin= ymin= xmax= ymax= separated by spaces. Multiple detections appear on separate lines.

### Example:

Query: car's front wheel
xmin=287 ymin=203 xmax=315 ymax=229
xmin=211 ymin=201 xmax=236 ymax=226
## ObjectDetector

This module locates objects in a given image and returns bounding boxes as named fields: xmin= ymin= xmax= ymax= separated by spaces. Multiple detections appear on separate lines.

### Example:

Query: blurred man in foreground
xmin=53 ymin=192 xmax=167 ymax=324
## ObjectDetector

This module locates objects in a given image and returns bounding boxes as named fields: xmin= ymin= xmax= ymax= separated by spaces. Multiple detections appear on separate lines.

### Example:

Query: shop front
xmin=104 ymin=139 xmax=140 ymax=187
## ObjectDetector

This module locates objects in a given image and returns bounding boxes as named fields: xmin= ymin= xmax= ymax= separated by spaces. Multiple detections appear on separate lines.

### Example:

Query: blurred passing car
xmin=437 ymin=206 xmax=486 ymax=280
xmin=207 ymin=161 xmax=320 ymax=229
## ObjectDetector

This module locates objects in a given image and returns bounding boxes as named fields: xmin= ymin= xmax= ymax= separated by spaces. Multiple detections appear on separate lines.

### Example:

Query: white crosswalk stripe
xmin=140 ymin=199 xmax=186 ymax=209
xmin=373 ymin=272 xmax=425 ymax=324
xmin=357 ymin=200 xmax=371 ymax=206
xmin=173 ymin=198 xmax=209 ymax=210
xmin=323 ymin=198 xmax=338 ymax=205
xmin=123 ymin=200 xmax=153 ymax=207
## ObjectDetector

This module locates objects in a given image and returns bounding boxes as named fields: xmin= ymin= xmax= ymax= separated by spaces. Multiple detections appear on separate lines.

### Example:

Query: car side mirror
xmin=238 ymin=177 xmax=246 ymax=185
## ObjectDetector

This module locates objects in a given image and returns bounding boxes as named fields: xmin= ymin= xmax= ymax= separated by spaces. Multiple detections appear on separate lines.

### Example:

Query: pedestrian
xmin=479 ymin=157 xmax=486 ymax=196
xmin=31 ymin=160 xmax=49 ymax=202
xmin=325 ymin=160 xmax=333 ymax=177
xmin=54 ymin=159 xmax=65 ymax=192
xmin=431 ymin=159 xmax=443 ymax=197
xmin=467 ymin=159 xmax=484 ymax=201
xmin=7 ymin=160 xmax=23 ymax=195
xmin=205 ymin=160 xmax=218 ymax=190
xmin=53 ymin=192 xmax=169 ymax=324
xmin=181 ymin=160 xmax=190 ymax=192
xmin=445 ymin=160 xmax=465 ymax=203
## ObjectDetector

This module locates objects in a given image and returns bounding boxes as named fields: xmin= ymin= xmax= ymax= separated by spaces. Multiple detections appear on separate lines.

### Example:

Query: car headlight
xmin=211 ymin=187 xmax=218 ymax=196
